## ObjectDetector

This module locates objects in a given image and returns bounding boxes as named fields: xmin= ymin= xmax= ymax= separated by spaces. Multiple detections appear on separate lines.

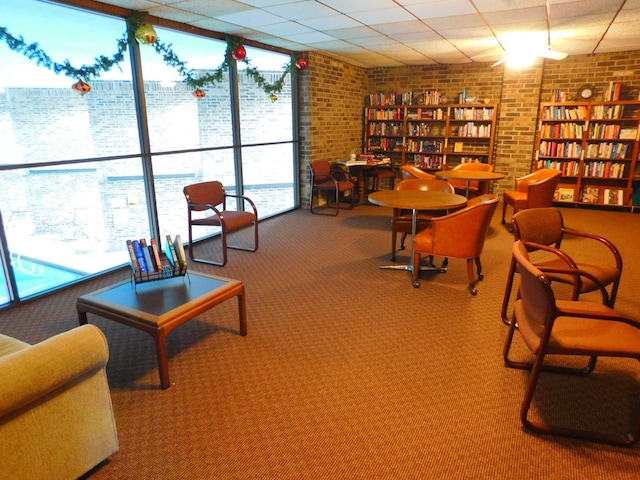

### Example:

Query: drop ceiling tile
xmin=323 ymin=26 xmax=380 ymax=40
xmin=307 ymin=39 xmax=362 ymax=51
xmin=264 ymin=1 xmax=339 ymax=20
xmin=472 ymin=0 xmax=547 ymax=14
xmin=215 ymin=9 xmax=286 ymax=27
xmin=254 ymin=21 xmax=315 ymax=36
xmin=168 ymin=0 xmax=252 ymax=16
xmin=315 ymin=0 xmax=399 ymax=14
xmin=189 ymin=18 xmax=249 ymax=32
xmin=349 ymin=8 xmax=417 ymax=26
xmin=297 ymin=15 xmax=363 ymax=30
xmin=483 ymin=7 xmax=547 ymax=26
xmin=348 ymin=35 xmax=405 ymax=47
xmin=146 ymin=5 xmax=209 ymax=23
xmin=372 ymin=21 xmax=437 ymax=35
xmin=237 ymin=0 xmax=297 ymax=6
xmin=405 ymin=0 xmax=477 ymax=19
xmin=281 ymin=31 xmax=336 ymax=43
xmin=390 ymin=31 xmax=441 ymax=42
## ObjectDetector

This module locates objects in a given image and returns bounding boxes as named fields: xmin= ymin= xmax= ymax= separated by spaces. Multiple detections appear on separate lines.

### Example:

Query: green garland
xmin=0 ymin=11 xmax=302 ymax=95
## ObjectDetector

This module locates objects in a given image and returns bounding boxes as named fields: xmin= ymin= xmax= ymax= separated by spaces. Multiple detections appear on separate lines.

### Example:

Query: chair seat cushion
xmin=191 ymin=210 xmax=256 ymax=230
xmin=315 ymin=180 xmax=354 ymax=191
xmin=535 ymin=258 xmax=620 ymax=294
xmin=504 ymin=190 xmax=528 ymax=207
xmin=515 ymin=299 xmax=640 ymax=356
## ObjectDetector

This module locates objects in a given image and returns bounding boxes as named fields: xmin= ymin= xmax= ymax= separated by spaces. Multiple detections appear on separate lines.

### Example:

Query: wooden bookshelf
xmin=536 ymin=100 xmax=640 ymax=210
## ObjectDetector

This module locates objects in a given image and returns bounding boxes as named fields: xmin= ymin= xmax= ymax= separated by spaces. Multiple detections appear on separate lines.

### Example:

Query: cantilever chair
xmin=412 ymin=194 xmax=498 ymax=293
xmin=183 ymin=181 xmax=258 ymax=266
xmin=391 ymin=178 xmax=455 ymax=261
xmin=400 ymin=165 xmax=436 ymax=180
xmin=501 ymin=168 xmax=562 ymax=224
xmin=504 ymin=240 xmax=640 ymax=446
xmin=310 ymin=160 xmax=356 ymax=215
xmin=501 ymin=207 xmax=622 ymax=325
xmin=447 ymin=162 xmax=494 ymax=197
xmin=365 ymin=164 xmax=395 ymax=192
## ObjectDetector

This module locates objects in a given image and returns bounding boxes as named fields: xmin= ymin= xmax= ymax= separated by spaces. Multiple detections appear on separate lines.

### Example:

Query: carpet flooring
xmin=2 ymin=202 xmax=640 ymax=479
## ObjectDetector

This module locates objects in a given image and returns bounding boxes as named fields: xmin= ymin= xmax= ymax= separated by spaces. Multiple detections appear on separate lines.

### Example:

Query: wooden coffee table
xmin=77 ymin=271 xmax=246 ymax=389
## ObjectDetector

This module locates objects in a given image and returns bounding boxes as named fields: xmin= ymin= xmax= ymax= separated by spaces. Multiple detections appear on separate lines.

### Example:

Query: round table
xmin=368 ymin=190 xmax=467 ymax=285
xmin=434 ymin=170 xmax=505 ymax=197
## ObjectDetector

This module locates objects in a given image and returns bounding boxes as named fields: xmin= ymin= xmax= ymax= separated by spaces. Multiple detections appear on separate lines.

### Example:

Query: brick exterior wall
xmin=298 ymin=49 xmax=640 ymax=204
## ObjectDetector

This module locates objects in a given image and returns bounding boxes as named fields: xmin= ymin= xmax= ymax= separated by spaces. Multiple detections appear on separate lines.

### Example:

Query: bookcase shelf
xmin=363 ymin=103 xmax=498 ymax=173
xmin=536 ymin=100 xmax=640 ymax=210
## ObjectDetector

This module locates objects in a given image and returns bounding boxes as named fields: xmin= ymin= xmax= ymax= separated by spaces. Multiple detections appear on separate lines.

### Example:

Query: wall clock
xmin=578 ymin=84 xmax=595 ymax=100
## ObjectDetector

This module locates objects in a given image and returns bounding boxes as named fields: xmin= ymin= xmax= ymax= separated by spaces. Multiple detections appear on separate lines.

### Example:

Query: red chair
xmin=183 ymin=181 xmax=258 ymax=266
xmin=309 ymin=160 xmax=356 ymax=215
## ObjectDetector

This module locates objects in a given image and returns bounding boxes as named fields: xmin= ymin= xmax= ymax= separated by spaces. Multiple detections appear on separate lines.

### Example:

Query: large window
xmin=0 ymin=0 xmax=297 ymax=307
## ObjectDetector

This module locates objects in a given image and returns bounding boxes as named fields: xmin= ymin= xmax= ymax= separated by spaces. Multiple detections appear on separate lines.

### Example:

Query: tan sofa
xmin=0 ymin=324 xmax=118 ymax=480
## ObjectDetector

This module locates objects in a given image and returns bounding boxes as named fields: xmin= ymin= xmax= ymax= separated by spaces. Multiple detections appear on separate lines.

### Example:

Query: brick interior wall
xmin=298 ymin=49 xmax=640 ymax=205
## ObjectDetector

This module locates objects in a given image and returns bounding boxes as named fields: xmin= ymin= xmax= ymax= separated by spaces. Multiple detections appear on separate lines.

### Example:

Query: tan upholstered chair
xmin=309 ymin=160 xmax=356 ymax=215
xmin=400 ymin=165 xmax=436 ymax=180
xmin=501 ymin=207 xmax=622 ymax=325
xmin=501 ymin=168 xmax=562 ymax=224
xmin=412 ymin=194 xmax=499 ymax=293
xmin=504 ymin=240 xmax=640 ymax=446
xmin=0 ymin=325 xmax=118 ymax=479
xmin=447 ymin=162 xmax=494 ymax=197
xmin=391 ymin=178 xmax=455 ymax=261
xmin=183 ymin=181 xmax=258 ymax=266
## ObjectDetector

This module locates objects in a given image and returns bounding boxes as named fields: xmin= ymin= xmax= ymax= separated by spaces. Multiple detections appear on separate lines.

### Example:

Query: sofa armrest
xmin=0 ymin=324 xmax=109 ymax=417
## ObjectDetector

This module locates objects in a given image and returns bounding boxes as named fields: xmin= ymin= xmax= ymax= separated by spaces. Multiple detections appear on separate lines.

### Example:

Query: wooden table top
xmin=434 ymin=170 xmax=506 ymax=181
xmin=368 ymin=190 xmax=467 ymax=211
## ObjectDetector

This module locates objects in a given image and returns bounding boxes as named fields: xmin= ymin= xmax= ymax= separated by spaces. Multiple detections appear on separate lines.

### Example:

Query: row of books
xmin=126 ymin=235 xmax=188 ymax=277
xmin=451 ymin=107 xmax=494 ymax=120
xmin=538 ymin=141 xmax=582 ymax=158
xmin=540 ymin=122 xmax=584 ymax=139
xmin=584 ymin=142 xmax=630 ymax=160
xmin=451 ymin=123 xmax=491 ymax=137
xmin=542 ymin=105 xmax=588 ymax=120
xmin=583 ymin=161 xmax=626 ymax=178
xmin=603 ymin=82 xmax=623 ymax=102
xmin=365 ymin=90 xmax=442 ymax=106
xmin=537 ymin=160 xmax=581 ymax=176
xmin=555 ymin=186 xmax=626 ymax=205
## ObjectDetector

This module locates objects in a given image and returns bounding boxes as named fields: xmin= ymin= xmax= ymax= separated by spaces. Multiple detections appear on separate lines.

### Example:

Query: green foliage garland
xmin=0 ymin=11 xmax=303 ymax=96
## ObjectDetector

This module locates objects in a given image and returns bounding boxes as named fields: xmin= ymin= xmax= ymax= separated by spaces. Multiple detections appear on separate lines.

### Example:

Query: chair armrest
xmin=562 ymin=227 xmax=623 ymax=273
xmin=224 ymin=194 xmax=259 ymax=216
xmin=0 ymin=324 xmax=109 ymax=418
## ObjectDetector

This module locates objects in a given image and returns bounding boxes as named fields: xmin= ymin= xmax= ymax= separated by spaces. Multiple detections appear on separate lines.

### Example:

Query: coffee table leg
xmin=238 ymin=290 xmax=247 ymax=336
xmin=154 ymin=333 xmax=171 ymax=389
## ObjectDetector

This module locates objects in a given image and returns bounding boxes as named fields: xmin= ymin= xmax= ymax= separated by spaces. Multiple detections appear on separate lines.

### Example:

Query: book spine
xmin=140 ymin=238 xmax=156 ymax=272
xmin=126 ymin=239 xmax=140 ymax=273
xmin=164 ymin=235 xmax=176 ymax=267
xmin=150 ymin=238 xmax=162 ymax=270
xmin=173 ymin=234 xmax=188 ymax=273
xmin=132 ymin=240 xmax=148 ymax=272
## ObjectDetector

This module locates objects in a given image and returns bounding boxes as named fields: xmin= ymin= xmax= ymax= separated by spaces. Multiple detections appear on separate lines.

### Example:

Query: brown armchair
xmin=503 ymin=240 xmax=640 ymax=446
xmin=400 ymin=165 xmax=436 ymax=180
xmin=412 ymin=194 xmax=499 ymax=293
xmin=183 ymin=181 xmax=258 ymax=266
xmin=501 ymin=207 xmax=622 ymax=325
xmin=310 ymin=160 xmax=356 ymax=215
xmin=391 ymin=178 xmax=455 ymax=261
xmin=447 ymin=162 xmax=494 ymax=197
xmin=501 ymin=168 xmax=562 ymax=223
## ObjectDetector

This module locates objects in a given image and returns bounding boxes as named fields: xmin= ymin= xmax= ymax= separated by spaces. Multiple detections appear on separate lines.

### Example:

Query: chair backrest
xmin=430 ymin=194 xmax=499 ymax=258
xmin=400 ymin=165 xmax=436 ymax=180
xmin=514 ymin=168 xmax=561 ymax=195
xmin=525 ymin=170 xmax=562 ymax=208
xmin=395 ymin=178 xmax=455 ymax=193
xmin=310 ymin=160 xmax=332 ymax=184
xmin=512 ymin=207 xmax=564 ymax=247
xmin=512 ymin=239 xmax=557 ymax=329
xmin=183 ymin=181 xmax=226 ymax=211
xmin=449 ymin=162 xmax=494 ymax=193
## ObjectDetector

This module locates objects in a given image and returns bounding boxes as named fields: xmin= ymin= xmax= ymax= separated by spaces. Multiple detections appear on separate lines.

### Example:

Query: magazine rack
xmin=129 ymin=259 xmax=188 ymax=286
xmin=126 ymin=237 xmax=189 ymax=289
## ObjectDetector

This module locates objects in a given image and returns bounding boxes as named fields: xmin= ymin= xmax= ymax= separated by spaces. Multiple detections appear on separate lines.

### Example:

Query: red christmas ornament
xmin=295 ymin=57 xmax=308 ymax=70
xmin=71 ymin=80 xmax=91 ymax=96
xmin=192 ymin=88 xmax=206 ymax=99
xmin=232 ymin=45 xmax=247 ymax=61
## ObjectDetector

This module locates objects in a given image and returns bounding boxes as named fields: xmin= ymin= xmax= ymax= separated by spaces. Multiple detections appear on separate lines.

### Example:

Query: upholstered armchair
xmin=400 ymin=165 xmax=436 ymax=180
xmin=412 ymin=194 xmax=499 ymax=293
xmin=0 ymin=324 xmax=118 ymax=479
xmin=501 ymin=168 xmax=562 ymax=223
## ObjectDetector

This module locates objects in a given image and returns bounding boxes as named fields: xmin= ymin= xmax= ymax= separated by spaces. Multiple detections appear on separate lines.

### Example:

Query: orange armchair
xmin=400 ymin=165 xmax=435 ymax=180
xmin=309 ymin=160 xmax=356 ymax=215
xmin=183 ymin=181 xmax=258 ymax=266
xmin=501 ymin=207 xmax=622 ymax=325
xmin=447 ymin=162 xmax=494 ymax=197
xmin=390 ymin=179 xmax=455 ymax=261
xmin=501 ymin=168 xmax=561 ymax=224
xmin=412 ymin=194 xmax=499 ymax=293
xmin=504 ymin=240 xmax=640 ymax=446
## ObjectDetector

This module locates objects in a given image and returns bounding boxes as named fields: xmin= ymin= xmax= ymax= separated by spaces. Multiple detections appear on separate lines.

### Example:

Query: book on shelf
xmin=604 ymin=188 xmax=624 ymax=205
xmin=581 ymin=186 xmax=600 ymax=203
xmin=173 ymin=234 xmax=188 ymax=271
xmin=140 ymin=238 xmax=156 ymax=273
xmin=126 ymin=240 xmax=140 ymax=273
xmin=164 ymin=235 xmax=177 ymax=267
xmin=131 ymin=239 xmax=148 ymax=272
xmin=150 ymin=238 xmax=162 ymax=270
xmin=556 ymin=187 xmax=575 ymax=202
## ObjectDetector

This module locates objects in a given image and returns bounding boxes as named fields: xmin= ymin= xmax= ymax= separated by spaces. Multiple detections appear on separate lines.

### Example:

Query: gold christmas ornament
xmin=71 ymin=80 xmax=91 ymax=96
xmin=269 ymin=93 xmax=278 ymax=102
xmin=135 ymin=23 xmax=158 ymax=45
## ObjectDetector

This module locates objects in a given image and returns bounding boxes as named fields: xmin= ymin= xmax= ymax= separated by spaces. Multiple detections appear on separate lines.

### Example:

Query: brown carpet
xmin=2 ymin=202 xmax=640 ymax=479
